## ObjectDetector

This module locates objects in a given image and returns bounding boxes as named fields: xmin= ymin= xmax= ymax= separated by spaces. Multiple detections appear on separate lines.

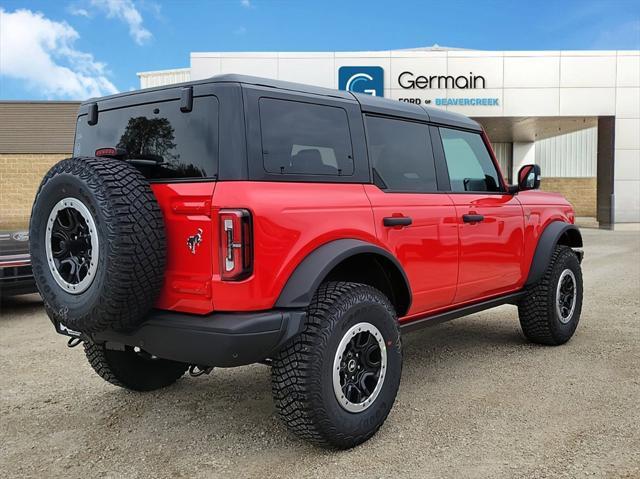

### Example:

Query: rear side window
xmin=365 ymin=115 xmax=437 ymax=192
xmin=259 ymin=98 xmax=354 ymax=176
xmin=74 ymin=96 xmax=219 ymax=180
xmin=439 ymin=127 xmax=502 ymax=192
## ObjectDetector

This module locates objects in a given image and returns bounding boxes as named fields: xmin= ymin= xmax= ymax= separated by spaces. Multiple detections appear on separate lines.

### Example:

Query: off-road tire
xmin=84 ymin=341 xmax=187 ymax=391
xmin=271 ymin=282 xmax=402 ymax=449
xmin=29 ymin=157 xmax=166 ymax=333
xmin=518 ymin=245 xmax=583 ymax=345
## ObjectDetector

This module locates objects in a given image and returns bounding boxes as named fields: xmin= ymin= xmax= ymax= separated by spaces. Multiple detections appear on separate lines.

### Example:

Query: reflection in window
xmin=117 ymin=117 xmax=178 ymax=163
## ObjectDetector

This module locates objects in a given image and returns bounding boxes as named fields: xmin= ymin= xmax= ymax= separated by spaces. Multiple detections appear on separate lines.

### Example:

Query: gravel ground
xmin=1 ymin=229 xmax=639 ymax=479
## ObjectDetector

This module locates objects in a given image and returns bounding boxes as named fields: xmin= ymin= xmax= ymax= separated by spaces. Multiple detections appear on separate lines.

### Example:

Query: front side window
xmin=75 ymin=96 xmax=219 ymax=180
xmin=259 ymin=98 xmax=354 ymax=176
xmin=439 ymin=127 xmax=502 ymax=192
xmin=365 ymin=115 xmax=437 ymax=192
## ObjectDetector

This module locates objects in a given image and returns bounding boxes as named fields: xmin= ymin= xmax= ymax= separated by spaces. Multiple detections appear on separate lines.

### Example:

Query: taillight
xmin=219 ymin=209 xmax=252 ymax=281
xmin=95 ymin=147 xmax=127 ymax=158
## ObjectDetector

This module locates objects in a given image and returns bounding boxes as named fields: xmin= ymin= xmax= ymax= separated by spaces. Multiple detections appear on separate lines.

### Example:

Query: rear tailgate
xmin=152 ymin=182 xmax=217 ymax=314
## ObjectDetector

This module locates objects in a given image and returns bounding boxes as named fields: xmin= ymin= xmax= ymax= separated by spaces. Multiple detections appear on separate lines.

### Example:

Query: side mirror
xmin=517 ymin=164 xmax=541 ymax=191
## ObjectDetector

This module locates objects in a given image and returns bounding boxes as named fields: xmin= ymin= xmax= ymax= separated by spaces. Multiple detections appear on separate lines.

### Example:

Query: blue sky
xmin=1 ymin=0 xmax=639 ymax=100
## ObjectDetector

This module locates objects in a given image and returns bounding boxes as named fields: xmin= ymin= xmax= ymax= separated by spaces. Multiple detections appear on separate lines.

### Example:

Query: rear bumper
xmin=56 ymin=309 xmax=306 ymax=368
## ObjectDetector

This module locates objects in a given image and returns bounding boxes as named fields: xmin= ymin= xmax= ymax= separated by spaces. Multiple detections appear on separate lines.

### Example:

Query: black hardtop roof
xmin=81 ymin=73 xmax=481 ymax=131
xmin=352 ymin=93 xmax=480 ymax=130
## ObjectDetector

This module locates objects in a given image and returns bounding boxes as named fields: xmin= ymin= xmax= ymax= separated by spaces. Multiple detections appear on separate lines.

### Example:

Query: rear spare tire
xmin=29 ymin=157 xmax=166 ymax=333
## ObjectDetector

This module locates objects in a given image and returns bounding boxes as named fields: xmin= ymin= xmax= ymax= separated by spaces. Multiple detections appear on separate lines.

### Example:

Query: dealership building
xmin=138 ymin=46 xmax=640 ymax=228
xmin=1 ymin=47 xmax=638 ymax=231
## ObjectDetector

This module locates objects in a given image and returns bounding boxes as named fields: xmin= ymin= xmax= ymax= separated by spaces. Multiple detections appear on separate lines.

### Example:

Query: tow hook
xmin=189 ymin=365 xmax=213 ymax=377
xmin=67 ymin=337 xmax=83 ymax=348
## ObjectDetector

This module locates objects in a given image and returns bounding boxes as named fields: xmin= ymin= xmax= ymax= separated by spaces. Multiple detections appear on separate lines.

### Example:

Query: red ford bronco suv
xmin=30 ymin=74 xmax=584 ymax=449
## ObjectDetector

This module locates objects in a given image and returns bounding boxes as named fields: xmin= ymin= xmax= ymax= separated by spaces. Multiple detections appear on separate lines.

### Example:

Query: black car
xmin=0 ymin=230 xmax=38 ymax=297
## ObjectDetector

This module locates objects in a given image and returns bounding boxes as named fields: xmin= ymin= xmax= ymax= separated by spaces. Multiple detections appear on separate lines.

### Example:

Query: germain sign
xmin=394 ymin=70 xmax=498 ymax=107
xmin=398 ymin=71 xmax=486 ymax=89
xmin=338 ymin=66 xmax=384 ymax=97
xmin=338 ymin=66 xmax=499 ymax=107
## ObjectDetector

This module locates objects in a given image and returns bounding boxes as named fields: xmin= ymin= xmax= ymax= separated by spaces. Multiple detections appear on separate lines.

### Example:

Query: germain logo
xmin=398 ymin=71 xmax=486 ymax=89
xmin=339 ymin=66 xmax=384 ymax=97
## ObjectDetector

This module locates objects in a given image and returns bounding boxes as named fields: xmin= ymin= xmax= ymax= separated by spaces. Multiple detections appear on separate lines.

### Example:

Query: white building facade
xmin=139 ymin=48 xmax=640 ymax=226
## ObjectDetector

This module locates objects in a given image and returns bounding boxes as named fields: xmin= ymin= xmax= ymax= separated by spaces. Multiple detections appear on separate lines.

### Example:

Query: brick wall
xmin=540 ymin=177 xmax=597 ymax=217
xmin=0 ymin=154 xmax=69 ymax=230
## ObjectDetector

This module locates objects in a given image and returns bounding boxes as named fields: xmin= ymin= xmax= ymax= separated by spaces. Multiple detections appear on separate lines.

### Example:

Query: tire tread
xmin=518 ymin=245 xmax=582 ymax=345
xmin=271 ymin=281 xmax=400 ymax=449
xmin=30 ymin=157 xmax=166 ymax=332
xmin=83 ymin=341 xmax=187 ymax=391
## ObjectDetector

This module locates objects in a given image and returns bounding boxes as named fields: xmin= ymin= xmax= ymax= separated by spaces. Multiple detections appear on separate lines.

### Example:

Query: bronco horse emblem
xmin=187 ymin=228 xmax=203 ymax=254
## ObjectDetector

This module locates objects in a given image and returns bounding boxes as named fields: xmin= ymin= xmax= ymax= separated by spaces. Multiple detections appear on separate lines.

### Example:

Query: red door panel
xmin=209 ymin=181 xmax=380 ymax=312
xmin=448 ymin=193 xmax=525 ymax=303
xmin=364 ymin=185 xmax=459 ymax=315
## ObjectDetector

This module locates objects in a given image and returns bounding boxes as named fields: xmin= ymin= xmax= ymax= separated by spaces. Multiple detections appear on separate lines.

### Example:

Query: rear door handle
xmin=462 ymin=214 xmax=485 ymax=223
xmin=383 ymin=216 xmax=412 ymax=227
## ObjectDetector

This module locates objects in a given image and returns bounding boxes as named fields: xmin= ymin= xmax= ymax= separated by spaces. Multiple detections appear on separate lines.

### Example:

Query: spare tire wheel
xmin=29 ymin=157 xmax=166 ymax=333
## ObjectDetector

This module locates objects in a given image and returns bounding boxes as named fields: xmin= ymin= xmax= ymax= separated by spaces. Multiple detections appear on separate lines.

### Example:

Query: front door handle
xmin=462 ymin=214 xmax=485 ymax=224
xmin=383 ymin=216 xmax=412 ymax=227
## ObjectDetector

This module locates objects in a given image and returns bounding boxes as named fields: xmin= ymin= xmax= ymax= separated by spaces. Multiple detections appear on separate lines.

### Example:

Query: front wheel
xmin=271 ymin=282 xmax=402 ymax=449
xmin=518 ymin=245 xmax=583 ymax=345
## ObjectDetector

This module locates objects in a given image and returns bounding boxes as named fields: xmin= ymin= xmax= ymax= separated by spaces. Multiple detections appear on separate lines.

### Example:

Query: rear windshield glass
xmin=74 ymin=96 xmax=219 ymax=180
xmin=259 ymin=98 xmax=354 ymax=176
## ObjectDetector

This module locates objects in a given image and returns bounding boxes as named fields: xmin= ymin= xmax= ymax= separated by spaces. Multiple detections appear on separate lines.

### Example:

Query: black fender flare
xmin=275 ymin=239 xmax=412 ymax=312
xmin=525 ymin=221 xmax=583 ymax=286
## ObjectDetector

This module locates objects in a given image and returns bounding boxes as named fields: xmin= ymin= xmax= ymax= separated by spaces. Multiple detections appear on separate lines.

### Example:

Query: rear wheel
xmin=518 ymin=245 xmax=583 ymax=345
xmin=271 ymin=282 xmax=402 ymax=449
xmin=84 ymin=341 xmax=187 ymax=392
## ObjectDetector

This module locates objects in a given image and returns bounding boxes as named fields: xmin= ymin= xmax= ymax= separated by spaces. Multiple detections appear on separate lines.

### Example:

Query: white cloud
xmin=90 ymin=0 xmax=151 ymax=45
xmin=240 ymin=0 xmax=252 ymax=8
xmin=69 ymin=6 xmax=91 ymax=17
xmin=0 ymin=8 xmax=118 ymax=99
